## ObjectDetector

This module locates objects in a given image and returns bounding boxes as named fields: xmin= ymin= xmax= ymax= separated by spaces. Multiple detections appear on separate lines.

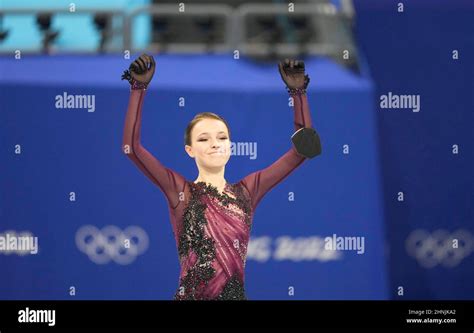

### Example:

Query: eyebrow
xmin=197 ymin=131 xmax=227 ymax=136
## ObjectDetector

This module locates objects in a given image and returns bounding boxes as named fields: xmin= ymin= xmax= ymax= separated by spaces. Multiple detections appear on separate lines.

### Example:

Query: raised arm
xmin=241 ymin=59 xmax=321 ymax=211
xmin=122 ymin=54 xmax=185 ymax=209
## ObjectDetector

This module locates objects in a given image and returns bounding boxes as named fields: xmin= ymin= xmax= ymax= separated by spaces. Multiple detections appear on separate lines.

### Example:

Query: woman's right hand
xmin=130 ymin=54 xmax=156 ymax=85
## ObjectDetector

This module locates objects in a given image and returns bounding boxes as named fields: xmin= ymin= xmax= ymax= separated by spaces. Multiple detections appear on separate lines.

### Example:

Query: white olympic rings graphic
xmin=405 ymin=229 xmax=473 ymax=268
xmin=75 ymin=225 xmax=149 ymax=265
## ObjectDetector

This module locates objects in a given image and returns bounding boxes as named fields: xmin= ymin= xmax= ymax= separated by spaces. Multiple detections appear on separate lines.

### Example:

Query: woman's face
xmin=185 ymin=118 xmax=231 ymax=170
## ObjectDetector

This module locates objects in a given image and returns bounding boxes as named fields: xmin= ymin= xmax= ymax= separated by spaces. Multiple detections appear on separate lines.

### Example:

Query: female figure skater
xmin=121 ymin=54 xmax=321 ymax=300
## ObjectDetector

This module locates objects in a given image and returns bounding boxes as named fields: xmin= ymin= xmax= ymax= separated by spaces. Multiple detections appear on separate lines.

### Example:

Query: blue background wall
xmin=354 ymin=0 xmax=473 ymax=299
xmin=0 ymin=54 xmax=386 ymax=300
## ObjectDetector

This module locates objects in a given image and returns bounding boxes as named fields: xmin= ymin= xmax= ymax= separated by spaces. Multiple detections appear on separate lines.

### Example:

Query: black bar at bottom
xmin=0 ymin=300 xmax=472 ymax=330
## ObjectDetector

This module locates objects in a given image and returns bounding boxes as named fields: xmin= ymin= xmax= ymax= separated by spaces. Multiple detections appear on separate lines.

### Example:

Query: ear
xmin=184 ymin=145 xmax=195 ymax=158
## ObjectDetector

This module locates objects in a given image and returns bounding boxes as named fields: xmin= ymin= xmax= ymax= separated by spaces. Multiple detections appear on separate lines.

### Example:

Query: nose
xmin=210 ymin=139 xmax=224 ymax=153
xmin=211 ymin=139 xmax=220 ymax=148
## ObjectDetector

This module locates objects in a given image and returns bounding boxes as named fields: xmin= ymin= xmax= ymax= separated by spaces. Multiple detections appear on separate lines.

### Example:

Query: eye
xmin=198 ymin=139 xmax=207 ymax=142
xmin=219 ymin=137 xmax=228 ymax=140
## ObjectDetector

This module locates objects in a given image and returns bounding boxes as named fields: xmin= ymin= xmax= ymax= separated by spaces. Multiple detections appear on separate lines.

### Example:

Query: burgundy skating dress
xmin=122 ymin=87 xmax=313 ymax=300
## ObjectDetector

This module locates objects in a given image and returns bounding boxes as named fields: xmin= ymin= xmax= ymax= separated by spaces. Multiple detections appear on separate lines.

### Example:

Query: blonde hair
xmin=184 ymin=112 xmax=231 ymax=146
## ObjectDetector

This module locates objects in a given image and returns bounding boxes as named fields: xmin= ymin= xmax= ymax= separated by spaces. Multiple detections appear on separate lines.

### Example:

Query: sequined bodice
xmin=175 ymin=181 xmax=252 ymax=300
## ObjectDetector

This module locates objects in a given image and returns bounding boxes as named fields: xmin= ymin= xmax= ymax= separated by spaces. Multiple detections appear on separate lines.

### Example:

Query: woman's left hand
xmin=278 ymin=59 xmax=310 ymax=90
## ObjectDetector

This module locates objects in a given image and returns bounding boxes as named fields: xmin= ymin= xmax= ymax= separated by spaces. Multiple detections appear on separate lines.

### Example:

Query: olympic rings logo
xmin=405 ymin=229 xmax=473 ymax=268
xmin=75 ymin=225 xmax=149 ymax=265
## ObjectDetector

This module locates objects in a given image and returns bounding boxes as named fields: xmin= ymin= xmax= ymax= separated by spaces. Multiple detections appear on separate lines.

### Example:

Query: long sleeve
xmin=241 ymin=93 xmax=313 ymax=211
xmin=122 ymin=89 xmax=186 ymax=209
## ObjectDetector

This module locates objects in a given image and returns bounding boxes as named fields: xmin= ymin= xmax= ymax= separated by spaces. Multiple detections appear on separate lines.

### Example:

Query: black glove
xmin=121 ymin=54 xmax=156 ymax=88
xmin=278 ymin=59 xmax=310 ymax=92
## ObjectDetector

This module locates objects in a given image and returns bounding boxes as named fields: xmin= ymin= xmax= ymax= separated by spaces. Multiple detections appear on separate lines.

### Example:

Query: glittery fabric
xmin=174 ymin=181 xmax=251 ymax=300
xmin=123 ymin=88 xmax=314 ymax=300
